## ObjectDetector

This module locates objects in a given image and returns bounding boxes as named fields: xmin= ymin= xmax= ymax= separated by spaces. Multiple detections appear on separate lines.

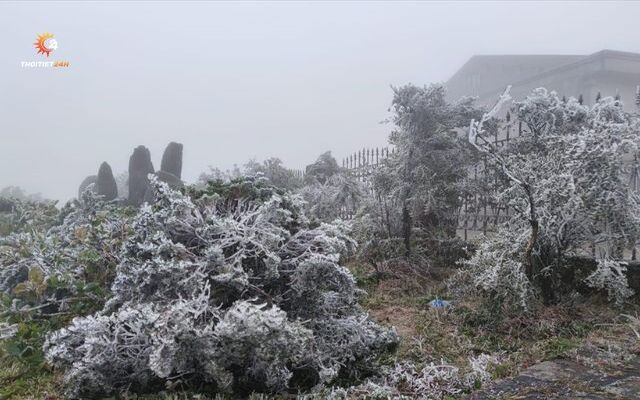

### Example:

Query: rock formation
xmin=155 ymin=170 xmax=184 ymax=189
xmin=96 ymin=162 xmax=118 ymax=201
xmin=128 ymin=146 xmax=154 ymax=206
xmin=160 ymin=142 xmax=183 ymax=179
xmin=78 ymin=175 xmax=98 ymax=199
xmin=79 ymin=142 xmax=184 ymax=206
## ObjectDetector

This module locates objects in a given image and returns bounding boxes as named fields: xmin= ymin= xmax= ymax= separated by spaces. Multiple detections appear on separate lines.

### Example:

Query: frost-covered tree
xmin=298 ymin=171 xmax=365 ymax=222
xmin=43 ymin=177 xmax=397 ymax=398
xmin=244 ymin=157 xmax=304 ymax=190
xmin=305 ymin=151 xmax=340 ymax=185
xmin=374 ymin=84 xmax=481 ymax=255
xmin=198 ymin=164 xmax=243 ymax=185
xmin=464 ymin=87 xmax=640 ymax=308
xmin=199 ymin=158 xmax=303 ymax=191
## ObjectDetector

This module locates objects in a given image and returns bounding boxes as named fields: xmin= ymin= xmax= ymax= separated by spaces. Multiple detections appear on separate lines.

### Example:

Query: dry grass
xmin=351 ymin=260 xmax=640 ymax=385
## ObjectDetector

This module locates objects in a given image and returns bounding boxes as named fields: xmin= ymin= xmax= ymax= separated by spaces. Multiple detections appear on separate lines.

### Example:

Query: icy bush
xmin=319 ymin=354 xmax=500 ymax=399
xmin=450 ymin=227 xmax=536 ymax=312
xmin=44 ymin=177 xmax=397 ymax=398
xmin=44 ymin=304 xmax=158 ymax=398
xmin=585 ymin=259 xmax=635 ymax=305
xmin=0 ymin=190 xmax=130 ymax=301
xmin=0 ymin=196 xmax=58 ymax=236
xmin=0 ymin=191 xmax=135 ymax=378
xmin=464 ymin=87 xmax=640 ymax=307
xmin=298 ymin=171 xmax=364 ymax=223
xmin=0 ymin=322 xmax=18 ymax=340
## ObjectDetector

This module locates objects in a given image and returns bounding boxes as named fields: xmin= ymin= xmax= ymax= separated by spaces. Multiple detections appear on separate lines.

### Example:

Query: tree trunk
xmin=402 ymin=201 xmax=412 ymax=256
xmin=524 ymin=185 xmax=538 ymax=281
xmin=524 ymin=219 xmax=538 ymax=281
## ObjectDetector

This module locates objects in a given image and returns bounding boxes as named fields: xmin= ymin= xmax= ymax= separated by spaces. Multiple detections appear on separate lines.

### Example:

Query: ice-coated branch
xmin=42 ymin=177 xmax=397 ymax=398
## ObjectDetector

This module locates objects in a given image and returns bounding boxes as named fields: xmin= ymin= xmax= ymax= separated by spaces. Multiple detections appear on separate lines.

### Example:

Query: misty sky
xmin=2 ymin=1 xmax=640 ymax=202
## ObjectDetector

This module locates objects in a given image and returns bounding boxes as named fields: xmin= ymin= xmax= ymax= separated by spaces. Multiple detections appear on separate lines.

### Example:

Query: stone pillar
xmin=96 ymin=162 xmax=118 ymax=201
xmin=128 ymin=146 xmax=154 ymax=206
xmin=160 ymin=142 xmax=183 ymax=179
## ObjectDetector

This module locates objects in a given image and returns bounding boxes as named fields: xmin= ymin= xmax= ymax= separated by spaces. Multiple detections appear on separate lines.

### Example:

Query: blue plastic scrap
xmin=429 ymin=298 xmax=451 ymax=308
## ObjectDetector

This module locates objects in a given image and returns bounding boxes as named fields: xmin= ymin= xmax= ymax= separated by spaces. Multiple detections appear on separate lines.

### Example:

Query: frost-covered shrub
xmin=0 ymin=190 xmax=131 ymax=299
xmin=464 ymin=87 xmax=640 ymax=308
xmin=450 ymin=227 xmax=535 ymax=313
xmin=298 ymin=171 xmax=364 ymax=223
xmin=317 ymin=354 xmax=500 ymax=399
xmin=585 ymin=259 xmax=635 ymax=305
xmin=45 ymin=177 xmax=397 ymax=398
xmin=0 ymin=191 xmax=134 ymax=372
xmin=0 ymin=196 xmax=58 ymax=236
xmin=198 ymin=158 xmax=303 ymax=192
xmin=211 ymin=300 xmax=313 ymax=391
xmin=44 ymin=304 xmax=158 ymax=398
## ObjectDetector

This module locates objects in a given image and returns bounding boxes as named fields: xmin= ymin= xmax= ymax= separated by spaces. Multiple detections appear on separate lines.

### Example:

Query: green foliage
xmin=188 ymin=176 xmax=307 ymax=234
xmin=538 ymin=337 xmax=580 ymax=360
xmin=0 ymin=193 xmax=135 ymax=394
xmin=189 ymin=175 xmax=287 ymax=203
xmin=0 ymin=198 xmax=58 ymax=236
xmin=0 ymin=358 xmax=59 ymax=400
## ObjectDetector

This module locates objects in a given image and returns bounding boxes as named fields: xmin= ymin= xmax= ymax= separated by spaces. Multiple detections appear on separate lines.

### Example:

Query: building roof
xmin=446 ymin=50 xmax=640 ymax=108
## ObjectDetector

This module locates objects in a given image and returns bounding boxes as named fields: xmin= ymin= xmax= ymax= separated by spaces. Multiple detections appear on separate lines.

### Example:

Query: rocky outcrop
xmin=78 ymin=175 xmax=98 ymax=199
xmin=96 ymin=162 xmax=118 ymax=201
xmin=467 ymin=355 xmax=640 ymax=399
xmin=80 ymin=142 xmax=183 ymax=206
xmin=155 ymin=170 xmax=183 ymax=189
xmin=128 ymin=146 xmax=154 ymax=206
xmin=160 ymin=142 xmax=183 ymax=179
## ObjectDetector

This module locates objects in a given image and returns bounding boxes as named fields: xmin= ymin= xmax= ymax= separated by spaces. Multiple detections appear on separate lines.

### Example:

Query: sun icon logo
xmin=33 ymin=33 xmax=58 ymax=57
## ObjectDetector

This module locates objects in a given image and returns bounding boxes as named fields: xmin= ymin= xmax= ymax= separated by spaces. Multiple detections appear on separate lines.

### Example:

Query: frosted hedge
xmin=43 ymin=177 xmax=398 ymax=398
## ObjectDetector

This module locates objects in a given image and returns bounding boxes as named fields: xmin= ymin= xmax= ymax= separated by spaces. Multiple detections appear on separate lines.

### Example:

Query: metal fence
xmin=342 ymin=147 xmax=394 ymax=182
xmin=340 ymin=125 xmax=524 ymax=238
xmin=457 ymin=123 xmax=522 ymax=239
xmin=341 ymin=123 xmax=640 ymax=259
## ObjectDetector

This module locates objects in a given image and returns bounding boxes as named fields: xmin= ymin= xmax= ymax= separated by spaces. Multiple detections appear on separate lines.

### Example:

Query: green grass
xmin=0 ymin=357 xmax=60 ymax=400
xmin=537 ymin=337 xmax=581 ymax=360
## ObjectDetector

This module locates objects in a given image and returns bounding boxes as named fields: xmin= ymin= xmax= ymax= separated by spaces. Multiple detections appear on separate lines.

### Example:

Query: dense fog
xmin=2 ymin=2 xmax=640 ymax=201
